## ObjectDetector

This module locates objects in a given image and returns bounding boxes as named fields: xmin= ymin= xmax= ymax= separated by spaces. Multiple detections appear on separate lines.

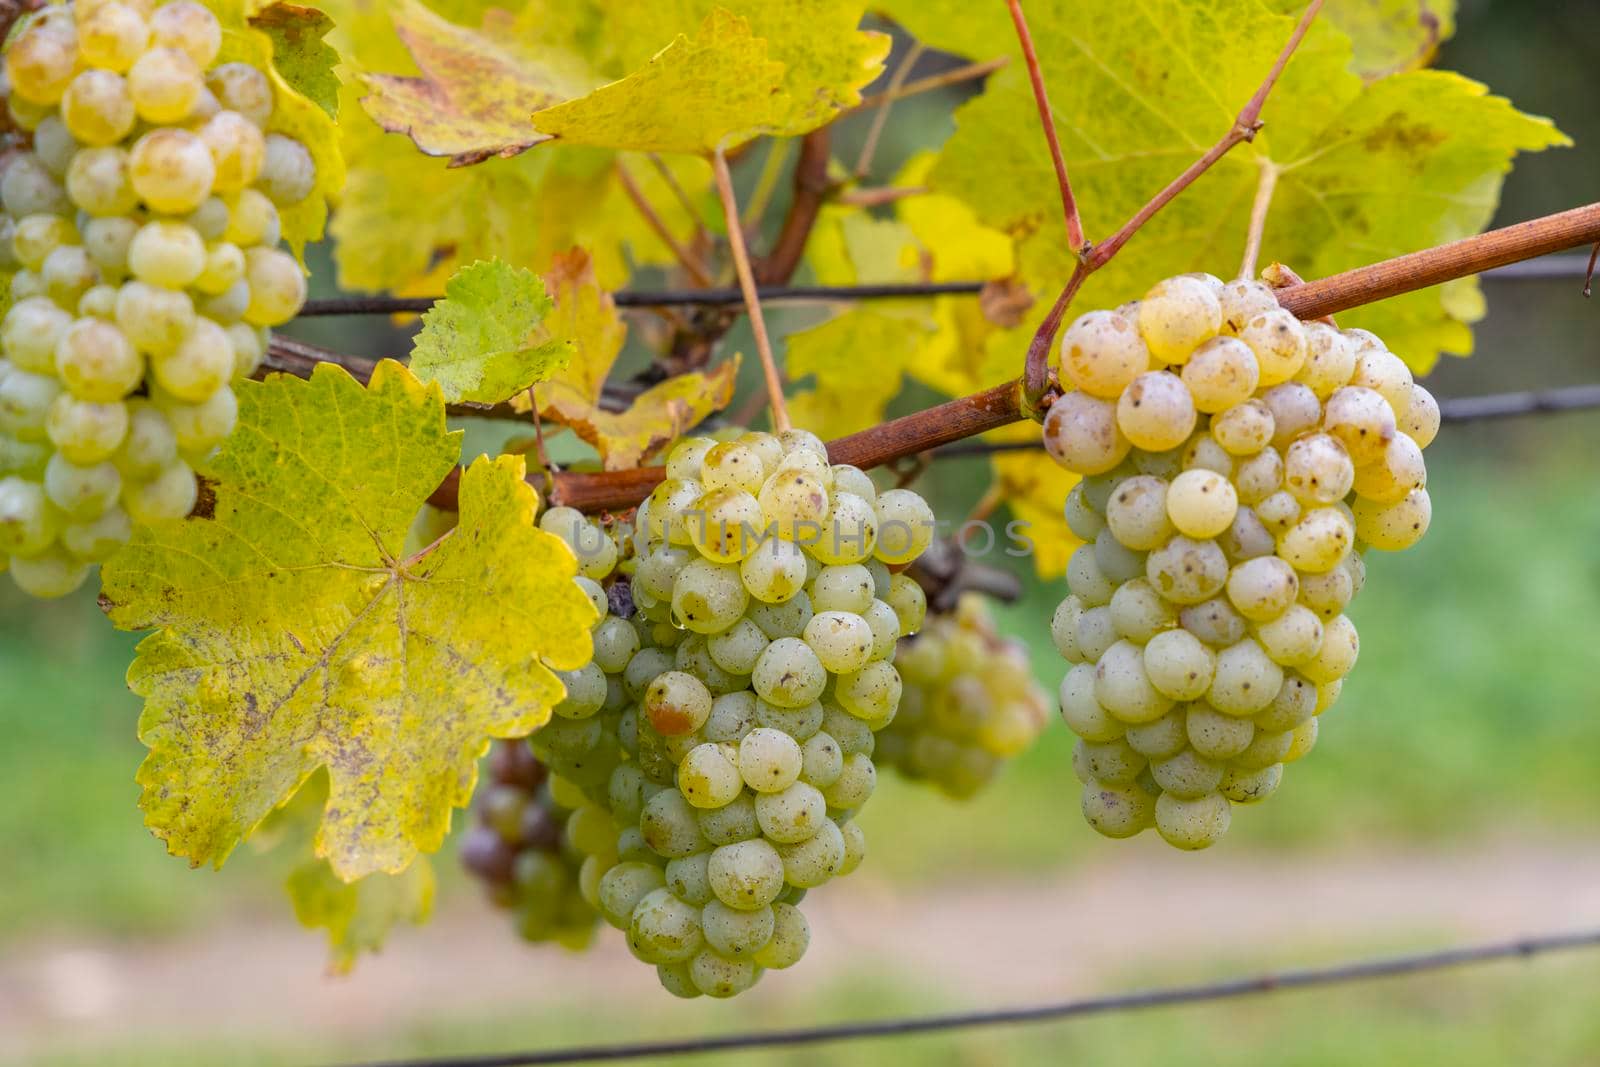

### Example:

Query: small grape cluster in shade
xmin=878 ymin=592 xmax=1050 ymax=799
xmin=0 ymin=1 xmax=315 ymax=597
xmin=1043 ymin=272 xmax=1437 ymax=849
xmin=459 ymin=740 xmax=599 ymax=950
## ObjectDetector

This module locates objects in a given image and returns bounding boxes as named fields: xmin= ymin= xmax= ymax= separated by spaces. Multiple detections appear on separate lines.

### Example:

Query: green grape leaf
xmin=410 ymin=260 xmax=573 ymax=405
xmin=249 ymin=2 xmax=341 ymax=118
xmin=361 ymin=0 xmax=587 ymax=166
xmin=528 ymin=9 xmax=788 ymax=155
xmin=99 ymin=361 xmax=598 ymax=881
xmin=891 ymin=0 xmax=1565 ymax=371
xmin=210 ymin=1 xmax=346 ymax=260
xmin=523 ymin=251 xmax=739 ymax=469
xmin=1265 ymin=0 xmax=1457 ymax=78
xmin=287 ymin=855 xmax=436 ymax=972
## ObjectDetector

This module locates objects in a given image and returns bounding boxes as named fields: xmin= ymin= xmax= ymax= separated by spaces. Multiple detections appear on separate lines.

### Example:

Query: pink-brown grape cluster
xmin=459 ymin=741 xmax=599 ymax=950
xmin=1044 ymin=273 xmax=1438 ymax=849
xmin=878 ymin=593 xmax=1050 ymax=798
xmin=0 ymin=1 xmax=314 ymax=597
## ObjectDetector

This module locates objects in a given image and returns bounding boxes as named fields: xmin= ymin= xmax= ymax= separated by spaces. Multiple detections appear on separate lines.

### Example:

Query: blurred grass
xmin=3 ymin=423 xmax=1598 ymax=937
xmin=24 ymin=952 xmax=1600 ymax=1066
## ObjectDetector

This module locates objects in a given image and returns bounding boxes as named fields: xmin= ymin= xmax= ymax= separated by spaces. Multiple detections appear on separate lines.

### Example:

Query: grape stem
xmin=1020 ymin=0 xmax=1326 ymax=410
xmin=1006 ymin=0 xmax=1086 ymax=254
xmin=711 ymin=145 xmax=789 ymax=433
xmin=1238 ymin=159 xmax=1281 ymax=281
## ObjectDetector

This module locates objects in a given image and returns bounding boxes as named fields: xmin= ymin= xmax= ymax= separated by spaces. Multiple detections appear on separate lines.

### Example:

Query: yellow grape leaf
xmin=287 ymin=855 xmax=436 ymax=973
xmin=410 ymin=260 xmax=573 ymax=404
xmin=362 ymin=0 xmax=587 ymax=165
xmin=210 ymin=1 xmax=346 ymax=260
xmin=529 ymin=9 xmax=787 ymax=155
xmin=890 ymin=0 xmax=1565 ymax=371
xmin=99 ymin=361 xmax=598 ymax=881
xmin=787 ymin=309 xmax=935 ymax=440
xmin=522 ymin=251 xmax=738 ymax=469
xmin=892 ymin=153 xmax=1015 ymax=283
xmin=605 ymin=0 xmax=889 ymax=136
xmin=1266 ymin=0 xmax=1457 ymax=78
xmin=249 ymin=2 xmax=340 ymax=118
xmin=260 ymin=771 xmax=435 ymax=972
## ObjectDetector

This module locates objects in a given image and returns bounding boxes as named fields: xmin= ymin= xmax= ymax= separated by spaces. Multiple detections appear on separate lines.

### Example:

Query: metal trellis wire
xmin=294 ymin=253 xmax=1600 ymax=318
xmin=327 ymin=927 xmax=1600 ymax=1067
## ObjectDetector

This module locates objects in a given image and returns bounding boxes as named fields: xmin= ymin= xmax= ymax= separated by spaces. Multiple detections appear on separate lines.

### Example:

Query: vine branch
xmin=1021 ymin=0 xmax=1326 ymax=408
xmin=281 ymin=201 xmax=1600 ymax=514
xmin=1006 ymin=0 xmax=1085 ymax=253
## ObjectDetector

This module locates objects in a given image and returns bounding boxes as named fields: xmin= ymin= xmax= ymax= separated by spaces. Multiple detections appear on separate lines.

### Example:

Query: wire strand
xmin=326 ymin=927 xmax=1600 ymax=1067
xmin=294 ymin=253 xmax=1598 ymax=318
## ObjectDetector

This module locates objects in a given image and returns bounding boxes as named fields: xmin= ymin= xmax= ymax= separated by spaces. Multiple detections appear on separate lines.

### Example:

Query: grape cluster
xmin=544 ymin=429 xmax=933 ymax=998
xmin=1044 ymin=273 xmax=1437 ymax=849
xmin=0 ymin=1 xmax=314 ymax=597
xmin=877 ymin=593 xmax=1049 ymax=799
xmin=459 ymin=740 xmax=599 ymax=950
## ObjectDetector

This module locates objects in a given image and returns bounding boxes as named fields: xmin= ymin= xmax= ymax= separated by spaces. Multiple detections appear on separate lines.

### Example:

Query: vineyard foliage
xmin=0 ymin=0 xmax=1567 ymax=967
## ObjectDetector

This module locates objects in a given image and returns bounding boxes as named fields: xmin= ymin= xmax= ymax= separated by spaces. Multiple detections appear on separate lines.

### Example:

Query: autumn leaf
xmin=250 ymin=2 xmax=341 ymax=118
xmin=529 ymin=9 xmax=788 ymax=155
xmin=212 ymin=1 xmax=346 ymax=259
xmin=786 ymin=309 xmax=934 ymax=441
xmin=288 ymin=855 xmax=435 ymax=972
xmin=532 ymin=2 xmax=887 ymax=154
xmin=410 ymin=260 xmax=573 ymax=405
xmin=362 ymin=0 xmax=587 ymax=165
xmin=888 ymin=0 xmax=1564 ymax=371
xmin=100 ymin=361 xmax=598 ymax=881
xmin=1267 ymin=0 xmax=1457 ymax=78
xmin=521 ymin=251 xmax=737 ymax=470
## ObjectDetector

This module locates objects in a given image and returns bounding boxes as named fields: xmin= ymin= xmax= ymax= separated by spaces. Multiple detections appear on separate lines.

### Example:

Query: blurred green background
xmin=4 ymin=2 xmax=1600 ymax=1064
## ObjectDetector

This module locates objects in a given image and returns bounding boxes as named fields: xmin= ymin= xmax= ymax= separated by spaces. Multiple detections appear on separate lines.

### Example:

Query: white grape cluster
xmin=459 ymin=741 xmax=598 ymax=950
xmin=534 ymin=429 xmax=933 ymax=998
xmin=878 ymin=592 xmax=1049 ymax=799
xmin=0 ymin=1 xmax=313 ymax=597
xmin=1044 ymin=273 xmax=1438 ymax=849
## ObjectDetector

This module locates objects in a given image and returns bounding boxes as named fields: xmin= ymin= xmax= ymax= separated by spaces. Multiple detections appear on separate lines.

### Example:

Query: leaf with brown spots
xmin=361 ymin=0 xmax=588 ymax=166
xmin=100 ymin=360 xmax=597 ymax=881
xmin=520 ymin=251 xmax=737 ymax=470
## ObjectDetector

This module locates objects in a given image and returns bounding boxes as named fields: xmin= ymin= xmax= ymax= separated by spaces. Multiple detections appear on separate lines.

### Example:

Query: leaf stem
xmin=855 ymin=57 xmax=1009 ymax=111
xmin=712 ymin=146 xmax=789 ymax=433
xmin=1006 ymin=0 xmax=1086 ymax=254
xmin=1238 ymin=159 xmax=1281 ymax=280
xmin=855 ymin=42 xmax=925 ymax=179
xmin=616 ymin=162 xmax=713 ymax=287
xmin=1020 ymin=0 xmax=1325 ymax=409
xmin=834 ymin=185 xmax=930 ymax=208
xmin=645 ymin=152 xmax=710 ymax=245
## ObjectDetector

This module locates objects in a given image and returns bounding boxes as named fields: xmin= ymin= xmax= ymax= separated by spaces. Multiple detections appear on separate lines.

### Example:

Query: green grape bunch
xmin=1043 ymin=273 xmax=1437 ymax=850
xmin=877 ymin=592 xmax=1050 ymax=799
xmin=0 ymin=0 xmax=316 ymax=598
xmin=518 ymin=428 xmax=934 ymax=999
